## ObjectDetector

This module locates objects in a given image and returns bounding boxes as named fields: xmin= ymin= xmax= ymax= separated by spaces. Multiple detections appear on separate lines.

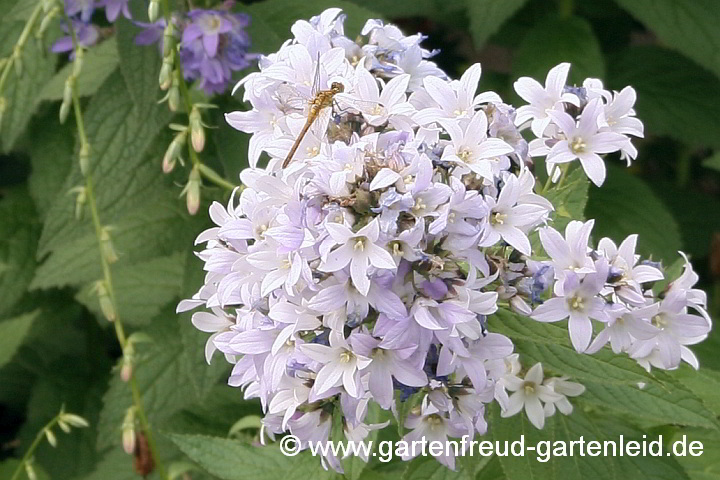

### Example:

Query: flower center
xmin=353 ymin=237 xmax=367 ymax=252
xmin=426 ymin=414 xmax=444 ymax=426
xmin=457 ymin=147 xmax=472 ymax=162
xmin=412 ymin=198 xmax=427 ymax=212
xmin=568 ymin=296 xmax=584 ymax=311
xmin=491 ymin=212 xmax=507 ymax=225
xmin=570 ymin=137 xmax=587 ymax=154
xmin=651 ymin=314 xmax=668 ymax=329
xmin=339 ymin=349 xmax=353 ymax=363
xmin=448 ymin=212 xmax=456 ymax=224
xmin=391 ymin=242 xmax=403 ymax=256
xmin=523 ymin=382 xmax=536 ymax=395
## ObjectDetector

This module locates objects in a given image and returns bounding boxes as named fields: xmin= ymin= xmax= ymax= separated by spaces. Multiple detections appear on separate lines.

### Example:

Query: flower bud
xmin=163 ymin=130 xmax=186 ymax=173
xmin=37 ymin=6 xmax=60 ymax=40
xmin=99 ymin=226 xmax=119 ymax=264
xmin=189 ymin=106 xmax=205 ymax=152
xmin=163 ymin=22 xmax=176 ymax=58
xmin=72 ymin=48 xmax=84 ymax=78
xmin=57 ymin=419 xmax=71 ymax=433
xmin=121 ymin=341 xmax=134 ymax=382
xmin=185 ymin=167 xmax=202 ymax=215
xmin=79 ymin=142 xmax=90 ymax=176
xmin=25 ymin=461 xmax=37 ymax=480
xmin=45 ymin=427 xmax=57 ymax=447
xmin=148 ymin=0 xmax=160 ymax=22
xmin=122 ymin=408 xmax=136 ymax=454
xmin=13 ymin=46 xmax=22 ymax=77
xmin=73 ymin=187 xmax=87 ymax=220
xmin=41 ymin=0 xmax=54 ymax=13
xmin=60 ymin=76 xmax=74 ymax=124
xmin=59 ymin=413 xmax=89 ymax=428
xmin=159 ymin=56 xmax=173 ymax=91
xmin=168 ymin=80 xmax=180 ymax=112
xmin=95 ymin=281 xmax=116 ymax=322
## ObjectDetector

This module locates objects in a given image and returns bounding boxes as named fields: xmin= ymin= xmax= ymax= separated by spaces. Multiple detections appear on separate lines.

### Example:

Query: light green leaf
xmin=612 ymin=0 xmax=720 ymax=80
xmin=585 ymin=164 xmax=682 ymax=263
xmin=0 ymin=20 xmax=57 ymax=152
xmin=609 ymin=46 xmax=720 ymax=149
xmin=40 ymin=38 xmax=119 ymax=101
xmin=543 ymin=166 xmax=590 ymax=231
xmin=96 ymin=309 xmax=227 ymax=450
xmin=670 ymin=428 xmax=720 ymax=480
xmin=670 ymin=367 xmax=720 ymax=419
xmin=402 ymin=455 xmax=489 ymax=480
xmin=0 ymin=189 xmax=40 ymax=317
xmin=168 ymin=434 xmax=337 ymax=480
xmin=0 ymin=310 xmax=39 ymax=368
xmin=512 ymin=15 xmax=605 ymax=85
xmin=467 ymin=0 xmax=529 ymax=50
xmin=75 ymin=252 xmax=186 ymax=327
xmin=703 ymin=153 xmax=720 ymax=172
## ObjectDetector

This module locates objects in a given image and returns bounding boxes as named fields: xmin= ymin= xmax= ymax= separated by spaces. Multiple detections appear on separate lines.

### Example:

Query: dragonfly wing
xmin=275 ymin=84 xmax=308 ymax=112
xmin=334 ymin=94 xmax=383 ymax=116
xmin=311 ymin=52 xmax=321 ymax=97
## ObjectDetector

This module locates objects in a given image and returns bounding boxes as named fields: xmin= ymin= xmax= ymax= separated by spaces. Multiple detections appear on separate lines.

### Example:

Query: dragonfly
xmin=278 ymin=55 xmax=382 ymax=169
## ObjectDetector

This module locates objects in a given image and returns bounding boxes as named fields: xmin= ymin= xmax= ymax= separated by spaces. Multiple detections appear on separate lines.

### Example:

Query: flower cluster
xmin=52 ymin=0 xmax=131 ymax=56
xmin=532 ymin=222 xmax=712 ymax=369
xmin=179 ymin=8 xmax=712 ymax=471
xmin=136 ymin=6 xmax=253 ymax=95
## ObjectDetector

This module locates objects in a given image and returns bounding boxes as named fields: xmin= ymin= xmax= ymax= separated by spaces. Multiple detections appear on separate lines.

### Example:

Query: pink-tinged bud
xmin=185 ymin=167 xmax=202 ymax=215
xmin=122 ymin=408 xmax=136 ymax=454
xmin=120 ymin=362 xmax=132 ymax=382
xmin=189 ymin=106 xmax=205 ymax=152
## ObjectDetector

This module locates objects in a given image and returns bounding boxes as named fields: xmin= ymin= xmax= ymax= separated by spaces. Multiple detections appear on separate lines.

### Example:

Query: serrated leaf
xmin=666 ymin=367 xmax=720 ymax=419
xmin=0 ymin=189 xmax=40 ymax=317
xmin=467 ymin=0 xmax=529 ymax=50
xmin=613 ymin=0 xmax=720 ymax=80
xmin=115 ymin=17 xmax=162 ymax=115
xmin=0 ymin=310 xmax=39 ymax=368
xmin=27 ymin=121 xmax=74 ymax=219
xmin=490 ymin=404 xmax=690 ymax=480
xmin=167 ymin=434 xmax=336 ymax=480
xmin=75 ymin=252 xmax=186 ymax=327
xmin=609 ymin=46 xmax=720 ymax=149
xmin=96 ymin=310 xmax=227 ymax=450
xmin=40 ymin=38 xmax=119 ymax=101
xmin=512 ymin=15 xmax=604 ymax=85
xmin=542 ymin=166 xmax=590 ymax=231
xmin=0 ymin=19 xmax=57 ymax=152
xmin=585 ymin=164 xmax=682 ymax=263
xmin=488 ymin=309 xmax=654 ymax=386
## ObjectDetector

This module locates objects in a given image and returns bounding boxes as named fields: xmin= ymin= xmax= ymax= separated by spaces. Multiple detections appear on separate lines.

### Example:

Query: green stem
xmin=61 ymin=9 xmax=168 ymax=480
xmin=540 ymin=164 xmax=557 ymax=194
xmin=10 ymin=416 xmax=60 ymax=480
xmin=0 ymin=2 xmax=43 ymax=94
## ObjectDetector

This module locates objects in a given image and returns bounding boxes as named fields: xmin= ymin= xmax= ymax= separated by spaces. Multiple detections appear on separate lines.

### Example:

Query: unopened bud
xmin=95 ymin=281 xmax=116 ymax=322
xmin=185 ymin=167 xmax=202 ymax=215
xmin=45 ymin=428 xmax=57 ymax=447
xmin=189 ymin=106 xmax=205 ymax=152
xmin=162 ymin=22 xmax=176 ymax=58
xmin=79 ymin=142 xmax=90 ymax=176
xmin=57 ymin=419 xmax=71 ymax=433
xmin=59 ymin=413 xmax=89 ymax=428
xmin=121 ymin=342 xmax=134 ymax=382
xmin=509 ymin=295 xmax=532 ymax=316
xmin=74 ymin=188 xmax=86 ymax=220
xmin=25 ymin=461 xmax=37 ymax=480
xmin=163 ymin=130 xmax=186 ymax=173
xmin=168 ymin=83 xmax=180 ymax=112
xmin=13 ymin=46 xmax=22 ymax=77
xmin=148 ymin=0 xmax=160 ymax=22
xmin=122 ymin=408 xmax=136 ymax=454
xmin=159 ymin=56 xmax=173 ymax=90
xmin=41 ymin=0 xmax=54 ymax=13
xmin=60 ymin=76 xmax=74 ymax=124
xmin=72 ymin=48 xmax=84 ymax=77
xmin=99 ymin=227 xmax=118 ymax=264
xmin=37 ymin=6 xmax=60 ymax=39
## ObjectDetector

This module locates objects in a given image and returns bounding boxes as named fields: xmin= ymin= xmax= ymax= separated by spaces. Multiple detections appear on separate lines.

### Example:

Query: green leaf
xmin=467 ymin=0 xmax=529 ymax=50
xmin=115 ymin=17 xmax=162 ymax=115
xmin=512 ymin=15 xmax=605 ymax=86
xmin=40 ymin=38 xmax=119 ymax=101
xmin=612 ymin=0 xmax=720 ymax=80
xmin=609 ymin=46 xmax=720 ymax=149
xmin=0 ymin=19 xmax=57 ymax=152
xmin=0 ymin=459 xmax=49 ymax=480
xmin=703 ymin=152 xmax=720 ymax=172
xmin=585 ymin=164 xmax=682 ymax=263
xmin=488 ymin=309 xmax=654 ymax=386
xmin=670 ymin=428 xmax=720 ymax=480
xmin=213 ymin=108 xmax=250 ymax=182
xmin=0 ymin=310 xmax=39 ymax=368
xmin=543 ymin=166 xmax=590 ymax=231
xmin=490 ymin=404 xmax=690 ymax=480
xmin=27 ymin=121 xmax=74 ymax=218
xmin=96 ymin=308 xmax=227 ymax=450
xmin=402 ymin=455 xmax=489 ymax=480
xmin=0 ymin=189 xmax=40 ymax=317
xmin=75 ymin=252 xmax=186 ymax=327
xmin=167 ymin=434 xmax=337 ymax=480
xmin=672 ymin=367 xmax=720 ymax=418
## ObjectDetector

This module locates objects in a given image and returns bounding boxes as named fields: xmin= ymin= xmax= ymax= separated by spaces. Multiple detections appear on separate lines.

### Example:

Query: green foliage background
xmin=0 ymin=0 xmax=719 ymax=479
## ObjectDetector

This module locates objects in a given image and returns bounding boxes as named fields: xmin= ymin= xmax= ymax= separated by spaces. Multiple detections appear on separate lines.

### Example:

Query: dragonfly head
xmin=330 ymin=82 xmax=345 ymax=94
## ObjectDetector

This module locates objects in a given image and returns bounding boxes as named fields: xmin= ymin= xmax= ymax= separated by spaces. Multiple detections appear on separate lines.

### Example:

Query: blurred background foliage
xmin=0 ymin=0 xmax=719 ymax=479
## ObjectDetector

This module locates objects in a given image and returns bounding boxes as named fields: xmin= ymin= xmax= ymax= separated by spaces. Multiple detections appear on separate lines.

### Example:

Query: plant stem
xmin=0 ymin=2 xmax=43 ymax=94
xmin=9 ymin=416 xmax=59 ymax=480
xmin=61 ymin=9 xmax=168 ymax=480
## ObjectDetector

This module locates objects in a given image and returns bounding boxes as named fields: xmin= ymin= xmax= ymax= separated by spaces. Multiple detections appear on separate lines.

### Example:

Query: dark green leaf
xmin=27 ymin=120 xmax=74 ymax=218
xmin=115 ymin=17 xmax=162 ymax=116
xmin=613 ymin=0 xmax=720 ymax=80
xmin=512 ymin=15 xmax=605 ymax=86
xmin=467 ymin=0 xmax=529 ymax=50
xmin=586 ymin=164 xmax=682 ymax=263
xmin=0 ymin=310 xmax=39 ymax=367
